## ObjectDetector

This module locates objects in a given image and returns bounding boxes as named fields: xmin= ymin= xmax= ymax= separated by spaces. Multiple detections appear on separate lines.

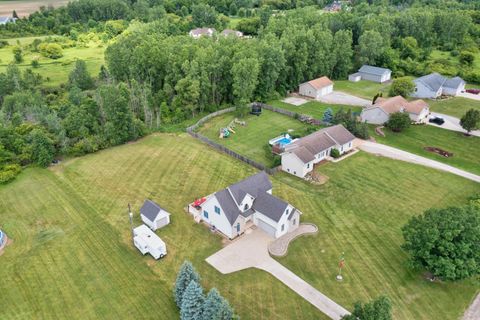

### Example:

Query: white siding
xmin=360 ymin=107 xmax=390 ymax=124
xmin=299 ymin=83 xmax=317 ymax=98
xmin=339 ymin=141 xmax=353 ymax=154
xmin=281 ymin=152 xmax=313 ymax=178
xmin=348 ymin=74 xmax=361 ymax=82
xmin=200 ymin=197 xmax=233 ymax=239
xmin=412 ymin=81 xmax=440 ymax=99
xmin=317 ymin=84 xmax=333 ymax=98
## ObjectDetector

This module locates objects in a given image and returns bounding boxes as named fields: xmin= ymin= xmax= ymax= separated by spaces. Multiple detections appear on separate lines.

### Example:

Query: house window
xmin=293 ymin=218 xmax=296 ymax=225
xmin=294 ymin=171 xmax=296 ymax=175
xmin=349 ymin=142 xmax=352 ymax=148
xmin=285 ymin=209 xmax=289 ymax=215
xmin=287 ymin=168 xmax=290 ymax=172
xmin=236 ymin=223 xmax=240 ymax=232
xmin=203 ymin=210 xmax=208 ymax=219
xmin=214 ymin=206 xmax=220 ymax=214
xmin=281 ymin=224 xmax=285 ymax=231
xmin=307 ymin=163 xmax=310 ymax=168
xmin=244 ymin=203 xmax=249 ymax=211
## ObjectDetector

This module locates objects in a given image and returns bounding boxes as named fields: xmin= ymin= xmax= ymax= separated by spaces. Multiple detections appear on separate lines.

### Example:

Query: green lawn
xmin=370 ymin=124 xmax=480 ymax=175
xmin=0 ymin=133 xmax=478 ymax=319
xmin=268 ymin=99 xmax=361 ymax=119
xmin=196 ymin=109 xmax=311 ymax=167
xmin=429 ymin=50 xmax=480 ymax=76
xmin=428 ymin=97 xmax=480 ymax=118
xmin=0 ymin=42 xmax=105 ymax=87
xmin=334 ymin=80 xmax=392 ymax=100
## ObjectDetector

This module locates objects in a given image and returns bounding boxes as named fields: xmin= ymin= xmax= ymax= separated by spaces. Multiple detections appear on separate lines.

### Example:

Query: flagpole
xmin=336 ymin=252 xmax=345 ymax=281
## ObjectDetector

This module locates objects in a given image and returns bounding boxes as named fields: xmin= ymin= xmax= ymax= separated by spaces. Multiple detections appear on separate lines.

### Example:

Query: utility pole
xmin=128 ymin=203 xmax=134 ymax=239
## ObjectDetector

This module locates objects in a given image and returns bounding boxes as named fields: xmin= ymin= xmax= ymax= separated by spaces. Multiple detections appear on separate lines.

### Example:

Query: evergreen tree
xmin=322 ymin=107 xmax=333 ymax=123
xmin=68 ymin=59 xmax=94 ymax=90
xmin=29 ymin=128 xmax=55 ymax=167
xmin=180 ymin=280 xmax=204 ymax=320
xmin=202 ymin=288 xmax=234 ymax=320
xmin=12 ymin=10 xmax=18 ymax=19
xmin=460 ymin=109 xmax=480 ymax=135
xmin=174 ymin=261 xmax=201 ymax=308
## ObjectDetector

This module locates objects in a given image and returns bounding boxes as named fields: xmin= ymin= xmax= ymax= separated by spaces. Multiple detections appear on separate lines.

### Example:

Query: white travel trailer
xmin=133 ymin=224 xmax=167 ymax=260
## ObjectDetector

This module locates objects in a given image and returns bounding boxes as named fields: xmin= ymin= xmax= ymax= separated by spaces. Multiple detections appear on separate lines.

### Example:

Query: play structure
xmin=250 ymin=103 xmax=262 ymax=116
xmin=219 ymin=118 xmax=246 ymax=138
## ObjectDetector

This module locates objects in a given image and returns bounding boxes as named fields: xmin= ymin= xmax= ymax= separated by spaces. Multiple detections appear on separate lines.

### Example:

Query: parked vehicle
xmin=465 ymin=89 xmax=480 ymax=95
xmin=429 ymin=116 xmax=445 ymax=125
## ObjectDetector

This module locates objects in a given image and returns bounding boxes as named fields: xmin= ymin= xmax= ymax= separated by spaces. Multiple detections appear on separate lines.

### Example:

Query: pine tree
xmin=180 ymin=280 xmax=204 ymax=320
xmin=202 ymin=288 xmax=234 ymax=320
xmin=174 ymin=261 xmax=201 ymax=308
xmin=322 ymin=107 xmax=333 ymax=123
xmin=68 ymin=59 xmax=94 ymax=90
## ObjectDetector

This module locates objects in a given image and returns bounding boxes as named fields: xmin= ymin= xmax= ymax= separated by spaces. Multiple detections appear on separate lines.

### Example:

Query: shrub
xmin=12 ymin=46 xmax=23 ymax=63
xmin=38 ymin=43 xmax=63 ymax=59
xmin=31 ymin=57 xmax=40 ymax=68
xmin=330 ymin=148 xmax=340 ymax=158
xmin=459 ymin=51 xmax=475 ymax=66
xmin=0 ymin=164 xmax=21 ymax=184
xmin=389 ymin=77 xmax=415 ymax=97
xmin=402 ymin=205 xmax=480 ymax=280
xmin=386 ymin=112 xmax=410 ymax=132
xmin=342 ymin=296 xmax=392 ymax=320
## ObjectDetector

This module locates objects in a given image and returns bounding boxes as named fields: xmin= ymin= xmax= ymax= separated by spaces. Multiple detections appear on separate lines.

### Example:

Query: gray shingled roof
xmin=228 ymin=171 xmax=272 ymax=204
xmin=293 ymin=146 xmax=315 ymax=164
xmin=444 ymin=76 xmax=465 ymax=89
xmin=252 ymin=192 xmax=289 ymax=223
xmin=140 ymin=199 xmax=168 ymax=222
xmin=214 ymin=188 xmax=241 ymax=225
xmin=359 ymin=65 xmax=391 ymax=76
xmin=415 ymin=73 xmax=446 ymax=92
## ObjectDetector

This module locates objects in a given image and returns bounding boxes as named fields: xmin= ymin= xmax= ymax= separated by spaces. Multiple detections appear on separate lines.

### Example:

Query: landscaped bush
xmin=0 ymin=164 xmax=21 ymax=184
xmin=38 ymin=43 xmax=63 ymax=59
xmin=342 ymin=296 xmax=392 ymax=320
xmin=386 ymin=112 xmax=411 ymax=132
xmin=330 ymin=148 xmax=340 ymax=158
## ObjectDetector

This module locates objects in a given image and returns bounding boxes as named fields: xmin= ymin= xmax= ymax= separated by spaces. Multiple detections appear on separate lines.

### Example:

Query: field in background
xmin=268 ymin=99 xmax=362 ymax=119
xmin=0 ymin=0 xmax=68 ymax=17
xmin=334 ymin=80 xmax=392 ymax=100
xmin=0 ymin=133 xmax=478 ymax=319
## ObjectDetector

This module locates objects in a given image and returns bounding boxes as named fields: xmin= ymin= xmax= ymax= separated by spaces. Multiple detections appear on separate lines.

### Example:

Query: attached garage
xmin=256 ymin=218 xmax=277 ymax=237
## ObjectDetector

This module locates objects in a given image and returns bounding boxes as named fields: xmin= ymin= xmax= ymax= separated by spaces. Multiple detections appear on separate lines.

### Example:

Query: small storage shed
xmin=299 ymin=76 xmax=333 ymax=98
xmin=133 ymin=224 xmax=167 ymax=259
xmin=348 ymin=73 xmax=361 ymax=82
xmin=140 ymin=199 xmax=171 ymax=231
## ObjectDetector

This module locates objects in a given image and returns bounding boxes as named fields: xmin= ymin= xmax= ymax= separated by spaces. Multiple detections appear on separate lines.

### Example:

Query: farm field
xmin=267 ymin=99 xmax=362 ymax=119
xmin=428 ymin=97 xmax=480 ymax=118
xmin=0 ymin=41 xmax=105 ymax=87
xmin=0 ymin=0 xmax=68 ymax=17
xmin=334 ymin=80 xmax=392 ymax=100
xmin=0 ymin=133 xmax=478 ymax=319
xmin=370 ymin=124 xmax=480 ymax=175
xmin=196 ymin=109 xmax=311 ymax=167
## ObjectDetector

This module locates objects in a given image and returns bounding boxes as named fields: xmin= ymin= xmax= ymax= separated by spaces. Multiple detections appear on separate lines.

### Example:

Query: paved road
xmin=318 ymin=91 xmax=371 ymax=106
xmin=428 ymin=112 xmax=480 ymax=137
xmin=358 ymin=140 xmax=480 ymax=183
xmin=206 ymin=229 xmax=350 ymax=320
xmin=463 ymin=293 xmax=480 ymax=320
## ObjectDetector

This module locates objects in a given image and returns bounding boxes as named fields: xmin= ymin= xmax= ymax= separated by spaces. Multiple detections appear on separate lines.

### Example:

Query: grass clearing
xmin=428 ymin=97 xmax=480 ymax=118
xmin=429 ymin=50 xmax=480 ymax=76
xmin=370 ymin=124 xmax=480 ymax=175
xmin=0 ymin=133 xmax=478 ymax=319
xmin=334 ymin=80 xmax=392 ymax=100
xmin=268 ymin=99 xmax=361 ymax=119
xmin=196 ymin=109 xmax=311 ymax=167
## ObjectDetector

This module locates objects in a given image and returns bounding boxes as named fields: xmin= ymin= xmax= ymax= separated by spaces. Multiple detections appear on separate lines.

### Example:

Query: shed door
xmin=158 ymin=217 xmax=168 ymax=227
xmin=257 ymin=219 xmax=276 ymax=237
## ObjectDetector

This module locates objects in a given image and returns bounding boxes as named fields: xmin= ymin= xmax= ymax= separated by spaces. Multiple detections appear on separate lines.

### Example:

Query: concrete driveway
xmin=318 ymin=91 xmax=371 ymax=107
xmin=458 ymin=91 xmax=480 ymax=101
xmin=428 ymin=112 xmax=480 ymax=137
xmin=358 ymin=140 xmax=480 ymax=183
xmin=206 ymin=228 xmax=350 ymax=320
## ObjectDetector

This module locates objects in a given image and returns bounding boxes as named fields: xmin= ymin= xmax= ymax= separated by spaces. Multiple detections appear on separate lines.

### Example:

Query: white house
xmin=133 ymin=224 xmax=167 ymax=260
xmin=412 ymin=73 xmax=466 ymax=99
xmin=221 ymin=29 xmax=243 ymax=37
xmin=349 ymin=65 xmax=392 ymax=83
xmin=281 ymin=124 xmax=356 ymax=178
xmin=0 ymin=17 xmax=16 ymax=25
xmin=360 ymin=95 xmax=429 ymax=125
xmin=299 ymin=76 xmax=334 ymax=98
xmin=140 ymin=199 xmax=171 ymax=231
xmin=188 ymin=172 xmax=301 ymax=239
xmin=189 ymin=28 xmax=216 ymax=38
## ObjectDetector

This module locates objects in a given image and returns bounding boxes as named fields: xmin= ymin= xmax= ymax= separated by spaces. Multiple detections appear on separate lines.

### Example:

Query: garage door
xmin=257 ymin=219 xmax=276 ymax=237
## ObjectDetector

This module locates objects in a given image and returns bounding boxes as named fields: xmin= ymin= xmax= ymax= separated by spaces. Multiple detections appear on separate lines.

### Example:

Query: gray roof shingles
xmin=140 ymin=199 xmax=168 ymax=222
xmin=415 ymin=73 xmax=446 ymax=92
xmin=359 ymin=65 xmax=391 ymax=76
xmin=444 ymin=76 xmax=465 ymax=89
xmin=252 ymin=192 xmax=289 ymax=223
xmin=228 ymin=171 xmax=272 ymax=204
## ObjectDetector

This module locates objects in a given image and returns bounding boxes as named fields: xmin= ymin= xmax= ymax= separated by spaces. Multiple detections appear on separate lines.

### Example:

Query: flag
xmin=338 ymin=252 xmax=345 ymax=269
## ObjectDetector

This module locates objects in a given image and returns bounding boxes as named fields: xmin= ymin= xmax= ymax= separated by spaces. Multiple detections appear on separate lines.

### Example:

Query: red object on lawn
xmin=193 ymin=197 xmax=206 ymax=207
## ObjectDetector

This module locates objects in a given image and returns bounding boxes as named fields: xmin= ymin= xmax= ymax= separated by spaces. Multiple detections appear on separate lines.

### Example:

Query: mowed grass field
xmin=197 ymin=109 xmax=311 ymax=167
xmin=334 ymin=80 xmax=392 ymax=100
xmin=268 ymin=99 xmax=362 ymax=119
xmin=371 ymin=124 xmax=480 ymax=175
xmin=0 ymin=40 xmax=105 ymax=87
xmin=0 ymin=133 xmax=478 ymax=319
xmin=428 ymin=97 xmax=480 ymax=118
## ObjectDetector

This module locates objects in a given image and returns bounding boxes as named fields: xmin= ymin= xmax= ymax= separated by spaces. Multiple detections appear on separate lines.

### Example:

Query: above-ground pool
xmin=276 ymin=137 xmax=292 ymax=146
xmin=269 ymin=134 xmax=294 ymax=147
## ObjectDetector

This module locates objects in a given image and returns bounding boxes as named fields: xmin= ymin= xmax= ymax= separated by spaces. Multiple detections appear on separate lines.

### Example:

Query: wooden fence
xmin=186 ymin=107 xmax=279 ymax=175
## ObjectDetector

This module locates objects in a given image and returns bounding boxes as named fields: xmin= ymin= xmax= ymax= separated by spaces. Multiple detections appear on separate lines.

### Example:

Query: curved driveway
xmin=359 ymin=140 xmax=480 ymax=183
xmin=428 ymin=112 xmax=480 ymax=137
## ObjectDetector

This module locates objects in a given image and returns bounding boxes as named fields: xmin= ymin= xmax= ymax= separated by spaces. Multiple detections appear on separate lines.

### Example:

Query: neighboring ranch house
xmin=140 ymin=199 xmax=171 ymax=231
xmin=360 ymin=95 xmax=429 ymax=125
xmin=299 ymin=76 xmax=333 ymax=98
xmin=221 ymin=29 xmax=243 ymax=37
xmin=349 ymin=65 xmax=392 ymax=83
xmin=412 ymin=73 xmax=466 ymax=99
xmin=189 ymin=28 xmax=216 ymax=38
xmin=0 ymin=17 xmax=16 ymax=25
xmin=188 ymin=172 xmax=301 ymax=239
xmin=281 ymin=125 xmax=355 ymax=178
xmin=133 ymin=224 xmax=167 ymax=260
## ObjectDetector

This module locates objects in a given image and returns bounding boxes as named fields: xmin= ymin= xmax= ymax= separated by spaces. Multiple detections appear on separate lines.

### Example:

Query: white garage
xmin=299 ymin=76 xmax=334 ymax=99
xmin=140 ymin=199 xmax=171 ymax=231
xmin=256 ymin=218 xmax=277 ymax=237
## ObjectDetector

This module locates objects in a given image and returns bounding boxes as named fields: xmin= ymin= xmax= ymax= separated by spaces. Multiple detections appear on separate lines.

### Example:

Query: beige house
xmin=299 ymin=76 xmax=333 ymax=98
xmin=281 ymin=125 xmax=355 ymax=178
xmin=360 ymin=96 xmax=429 ymax=125
xmin=189 ymin=28 xmax=216 ymax=38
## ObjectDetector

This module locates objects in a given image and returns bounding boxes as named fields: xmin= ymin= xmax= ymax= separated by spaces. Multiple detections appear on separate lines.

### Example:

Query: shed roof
xmin=140 ymin=199 xmax=169 ymax=222
xmin=303 ymin=76 xmax=333 ymax=90
xmin=359 ymin=65 xmax=391 ymax=76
